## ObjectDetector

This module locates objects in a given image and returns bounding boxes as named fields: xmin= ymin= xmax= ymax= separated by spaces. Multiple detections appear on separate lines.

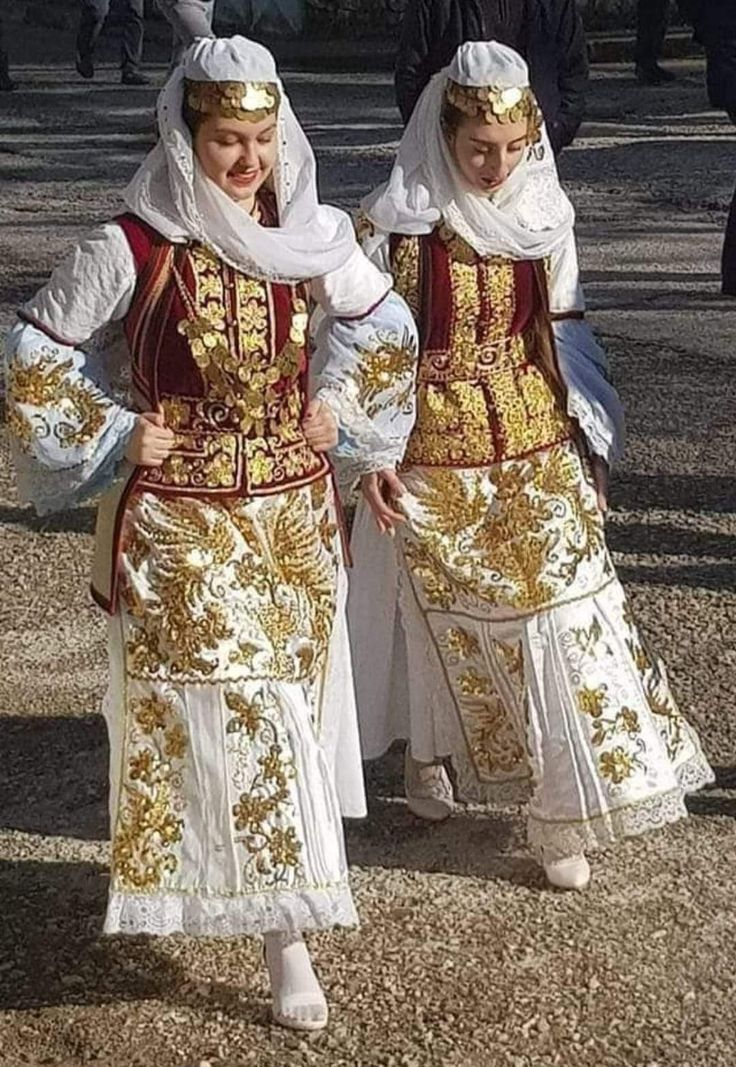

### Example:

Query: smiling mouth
xmin=229 ymin=170 xmax=259 ymax=185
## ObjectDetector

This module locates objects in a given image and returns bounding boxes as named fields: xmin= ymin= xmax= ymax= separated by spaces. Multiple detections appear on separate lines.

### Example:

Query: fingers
xmin=140 ymin=412 xmax=175 ymax=444
xmin=306 ymin=430 xmax=339 ymax=452
xmin=590 ymin=455 xmax=610 ymax=515
xmin=126 ymin=411 xmax=177 ymax=467
xmin=362 ymin=475 xmax=405 ymax=534
xmin=143 ymin=409 xmax=166 ymax=429
xmin=302 ymin=398 xmax=322 ymax=422
xmin=380 ymin=468 xmax=405 ymax=499
xmin=302 ymin=401 xmax=338 ymax=451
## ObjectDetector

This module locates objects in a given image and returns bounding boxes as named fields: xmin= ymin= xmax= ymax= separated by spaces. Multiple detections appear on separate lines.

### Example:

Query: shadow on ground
xmin=0 ymin=859 xmax=267 ymax=1020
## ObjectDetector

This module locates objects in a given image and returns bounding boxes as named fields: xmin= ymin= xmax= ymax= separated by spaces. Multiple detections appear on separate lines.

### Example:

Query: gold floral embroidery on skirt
xmin=120 ymin=483 xmax=339 ymax=685
xmin=437 ymin=624 xmax=527 ymax=780
xmin=226 ymin=689 xmax=303 ymax=883
xmin=403 ymin=444 xmax=609 ymax=616
xmin=112 ymin=692 xmax=187 ymax=892
xmin=622 ymin=603 xmax=685 ymax=761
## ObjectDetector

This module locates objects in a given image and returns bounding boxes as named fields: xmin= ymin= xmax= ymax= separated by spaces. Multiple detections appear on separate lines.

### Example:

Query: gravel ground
xmin=1 ymin=14 xmax=736 ymax=1066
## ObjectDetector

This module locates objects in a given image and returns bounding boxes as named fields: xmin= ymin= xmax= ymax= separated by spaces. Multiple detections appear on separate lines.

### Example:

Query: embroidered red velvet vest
xmin=390 ymin=224 xmax=572 ymax=467
xmin=90 ymin=211 xmax=332 ymax=614
xmin=117 ymin=211 xmax=329 ymax=499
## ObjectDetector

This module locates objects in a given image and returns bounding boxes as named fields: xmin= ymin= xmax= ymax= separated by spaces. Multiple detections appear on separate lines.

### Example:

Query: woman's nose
xmin=240 ymin=143 xmax=259 ymax=170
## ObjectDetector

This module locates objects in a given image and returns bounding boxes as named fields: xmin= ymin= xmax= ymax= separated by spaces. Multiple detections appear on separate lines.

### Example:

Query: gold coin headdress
xmin=444 ymin=80 xmax=542 ymax=143
xmin=184 ymin=79 xmax=281 ymax=123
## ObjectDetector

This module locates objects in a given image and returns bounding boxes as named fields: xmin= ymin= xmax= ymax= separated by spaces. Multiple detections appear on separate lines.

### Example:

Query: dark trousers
xmin=722 ymin=184 xmax=736 ymax=296
xmin=77 ymin=0 xmax=144 ymax=73
xmin=0 ymin=17 xmax=10 ymax=82
xmin=635 ymin=0 xmax=670 ymax=67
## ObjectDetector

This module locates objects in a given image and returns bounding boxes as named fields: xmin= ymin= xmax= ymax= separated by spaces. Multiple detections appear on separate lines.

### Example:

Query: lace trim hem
xmin=452 ymin=751 xmax=714 ymax=859
xmin=103 ymin=883 xmax=358 ymax=938
xmin=526 ymin=751 xmax=715 ymax=860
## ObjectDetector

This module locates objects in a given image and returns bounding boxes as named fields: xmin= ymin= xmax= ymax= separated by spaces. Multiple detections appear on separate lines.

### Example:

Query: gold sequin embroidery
xmin=227 ymin=689 xmax=303 ymax=883
xmin=391 ymin=234 xmax=421 ymax=319
xmin=121 ymin=486 xmax=338 ymax=686
xmin=160 ymin=246 xmax=326 ymax=495
xmin=402 ymin=227 xmax=571 ymax=468
xmin=355 ymin=329 xmax=417 ymax=420
xmin=112 ymin=692 xmax=187 ymax=892
xmin=7 ymin=353 xmax=109 ymax=451
xmin=405 ymin=445 xmax=608 ymax=615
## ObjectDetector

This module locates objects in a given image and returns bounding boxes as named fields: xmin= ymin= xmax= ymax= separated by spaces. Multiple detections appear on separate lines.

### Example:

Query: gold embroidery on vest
xmin=391 ymin=234 xmax=421 ymax=318
xmin=405 ymin=228 xmax=570 ymax=467
xmin=146 ymin=246 xmax=326 ymax=495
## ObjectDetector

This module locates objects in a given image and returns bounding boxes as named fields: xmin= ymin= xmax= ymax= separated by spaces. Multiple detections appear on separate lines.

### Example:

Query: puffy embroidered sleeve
xmin=548 ymin=233 xmax=625 ymax=464
xmin=5 ymin=224 xmax=139 ymax=514
xmin=310 ymin=249 xmax=419 ymax=486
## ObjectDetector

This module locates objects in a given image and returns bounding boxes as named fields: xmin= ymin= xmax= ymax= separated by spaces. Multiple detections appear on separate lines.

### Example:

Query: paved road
xmin=1 ymin=33 xmax=736 ymax=1067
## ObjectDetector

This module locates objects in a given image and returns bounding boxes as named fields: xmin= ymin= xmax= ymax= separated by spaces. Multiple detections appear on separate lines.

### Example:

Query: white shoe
xmin=404 ymin=749 xmax=454 ymax=822
xmin=264 ymin=933 xmax=329 ymax=1033
xmin=543 ymin=853 xmax=591 ymax=891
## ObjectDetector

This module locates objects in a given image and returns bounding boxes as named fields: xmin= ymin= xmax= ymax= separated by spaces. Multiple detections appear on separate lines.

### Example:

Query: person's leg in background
xmin=120 ymin=0 xmax=149 ymax=85
xmin=635 ymin=0 xmax=676 ymax=84
xmin=76 ymin=0 xmax=111 ymax=79
xmin=0 ymin=16 xmax=16 ymax=91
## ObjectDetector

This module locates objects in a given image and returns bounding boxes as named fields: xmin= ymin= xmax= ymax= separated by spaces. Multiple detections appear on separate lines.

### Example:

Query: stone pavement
xmin=1 ymin=38 xmax=736 ymax=1067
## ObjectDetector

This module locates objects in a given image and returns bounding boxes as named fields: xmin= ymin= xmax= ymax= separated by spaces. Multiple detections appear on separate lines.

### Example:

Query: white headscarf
xmin=123 ymin=36 xmax=359 ymax=283
xmin=362 ymin=41 xmax=575 ymax=261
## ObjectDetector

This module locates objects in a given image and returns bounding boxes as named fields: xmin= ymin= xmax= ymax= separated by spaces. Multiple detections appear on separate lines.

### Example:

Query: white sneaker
xmin=404 ymin=749 xmax=454 ymax=821
xmin=543 ymin=852 xmax=591 ymax=891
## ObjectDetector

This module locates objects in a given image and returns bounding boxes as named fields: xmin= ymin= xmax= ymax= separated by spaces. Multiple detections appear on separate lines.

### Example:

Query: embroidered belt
xmin=135 ymin=426 xmax=330 ymax=498
xmin=404 ymin=336 xmax=573 ymax=469
xmin=418 ymin=333 xmax=529 ymax=384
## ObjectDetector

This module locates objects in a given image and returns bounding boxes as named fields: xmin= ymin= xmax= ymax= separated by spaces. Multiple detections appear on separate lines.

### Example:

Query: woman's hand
xmin=591 ymin=454 xmax=610 ymax=514
xmin=125 ymin=410 xmax=176 ymax=467
xmin=302 ymin=398 xmax=338 ymax=452
xmin=361 ymin=469 xmax=405 ymax=535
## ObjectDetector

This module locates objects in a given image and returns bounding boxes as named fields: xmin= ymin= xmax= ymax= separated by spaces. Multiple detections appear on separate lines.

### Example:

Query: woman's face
xmin=449 ymin=115 xmax=529 ymax=195
xmin=193 ymin=112 xmax=278 ymax=207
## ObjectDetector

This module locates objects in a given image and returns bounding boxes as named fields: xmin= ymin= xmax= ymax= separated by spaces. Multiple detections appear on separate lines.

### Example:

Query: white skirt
xmin=101 ymin=481 xmax=364 ymax=937
xmin=349 ymin=444 xmax=713 ymax=858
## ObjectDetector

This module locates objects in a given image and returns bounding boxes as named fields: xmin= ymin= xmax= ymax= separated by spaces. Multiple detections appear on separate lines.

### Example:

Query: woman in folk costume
xmin=349 ymin=40 xmax=713 ymax=891
xmin=5 ymin=37 xmax=417 ymax=1031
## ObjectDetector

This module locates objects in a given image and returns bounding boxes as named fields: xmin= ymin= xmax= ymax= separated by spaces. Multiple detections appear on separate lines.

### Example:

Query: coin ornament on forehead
xmin=184 ymin=79 xmax=281 ymax=123
xmin=444 ymin=79 xmax=542 ymax=142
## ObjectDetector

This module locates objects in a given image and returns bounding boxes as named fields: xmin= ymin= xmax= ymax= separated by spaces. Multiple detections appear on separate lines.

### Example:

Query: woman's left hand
xmin=302 ymin=398 xmax=338 ymax=452
xmin=591 ymin=454 xmax=610 ymax=514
